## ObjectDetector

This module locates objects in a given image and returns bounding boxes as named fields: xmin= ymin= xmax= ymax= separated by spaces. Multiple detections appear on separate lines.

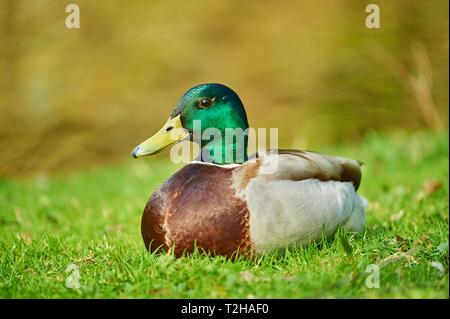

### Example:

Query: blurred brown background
xmin=0 ymin=0 xmax=448 ymax=177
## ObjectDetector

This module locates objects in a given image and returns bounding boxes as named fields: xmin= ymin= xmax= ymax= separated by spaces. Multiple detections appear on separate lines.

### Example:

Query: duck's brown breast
xmin=141 ymin=163 xmax=252 ymax=257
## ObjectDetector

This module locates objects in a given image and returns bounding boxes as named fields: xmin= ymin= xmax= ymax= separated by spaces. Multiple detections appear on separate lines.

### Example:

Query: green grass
xmin=0 ymin=131 xmax=448 ymax=298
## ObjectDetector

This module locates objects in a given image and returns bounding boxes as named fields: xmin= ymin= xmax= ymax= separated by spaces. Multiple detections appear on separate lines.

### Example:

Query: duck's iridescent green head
xmin=132 ymin=83 xmax=249 ymax=164
xmin=172 ymin=83 xmax=249 ymax=137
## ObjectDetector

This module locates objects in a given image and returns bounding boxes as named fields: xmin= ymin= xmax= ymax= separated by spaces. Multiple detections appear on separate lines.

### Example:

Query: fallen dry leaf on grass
xmin=390 ymin=210 xmax=404 ymax=222
xmin=395 ymin=235 xmax=405 ymax=243
xmin=422 ymin=180 xmax=443 ymax=196
xmin=419 ymin=234 xmax=430 ymax=242
xmin=17 ymin=232 xmax=32 ymax=245
xmin=149 ymin=288 xmax=170 ymax=295
xmin=75 ymin=253 xmax=96 ymax=264
xmin=379 ymin=252 xmax=416 ymax=268
xmin=240 ymin=271 xmax=254 ymax=282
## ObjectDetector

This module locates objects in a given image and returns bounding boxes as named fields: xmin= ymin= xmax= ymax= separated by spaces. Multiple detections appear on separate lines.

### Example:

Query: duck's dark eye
xmin=198 ymin=97 xmax=215 ymax=109
xmin=165 ymin=126 xmax=174 ymax=132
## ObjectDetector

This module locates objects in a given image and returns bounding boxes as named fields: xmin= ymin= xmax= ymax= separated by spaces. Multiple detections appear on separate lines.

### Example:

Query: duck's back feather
xmin=233 ymin=149 xmax=362 ymax=191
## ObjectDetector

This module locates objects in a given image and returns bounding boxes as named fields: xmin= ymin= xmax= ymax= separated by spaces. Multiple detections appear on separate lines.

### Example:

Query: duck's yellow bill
xmin=132 ymin=115 xmax=189 ymax=158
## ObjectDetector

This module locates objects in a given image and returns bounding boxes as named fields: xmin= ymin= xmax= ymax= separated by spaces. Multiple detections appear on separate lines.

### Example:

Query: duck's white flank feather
xmin=244 ymin=177 xmax=366 ymax=252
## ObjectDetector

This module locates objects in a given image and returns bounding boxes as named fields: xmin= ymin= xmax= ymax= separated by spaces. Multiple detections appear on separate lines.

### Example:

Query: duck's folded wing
xmin=250 ymin=149 xmax=362 ymax=190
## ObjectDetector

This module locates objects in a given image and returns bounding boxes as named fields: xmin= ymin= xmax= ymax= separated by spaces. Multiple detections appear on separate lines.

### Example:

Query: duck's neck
xmin=200 ymin=131 xmax=248 ymax=165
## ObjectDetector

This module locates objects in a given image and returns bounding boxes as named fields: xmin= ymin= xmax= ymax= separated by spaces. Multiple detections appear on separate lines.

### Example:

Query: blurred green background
xmin=0 ymin=0 xmax=448 ymax=177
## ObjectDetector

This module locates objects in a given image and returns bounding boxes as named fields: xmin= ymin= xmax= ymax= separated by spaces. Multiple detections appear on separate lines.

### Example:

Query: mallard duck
xmin=132 ymin=83 xmax=366 ymax=257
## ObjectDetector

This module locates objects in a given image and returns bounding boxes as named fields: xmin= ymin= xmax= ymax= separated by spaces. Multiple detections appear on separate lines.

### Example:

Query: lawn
xmin=0 ymin=131 xmax=448 ymax=298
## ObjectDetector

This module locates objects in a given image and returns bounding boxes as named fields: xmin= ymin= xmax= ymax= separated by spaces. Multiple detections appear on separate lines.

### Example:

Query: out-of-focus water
xmin=0 ymin=0 xmax=448 ymax=176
